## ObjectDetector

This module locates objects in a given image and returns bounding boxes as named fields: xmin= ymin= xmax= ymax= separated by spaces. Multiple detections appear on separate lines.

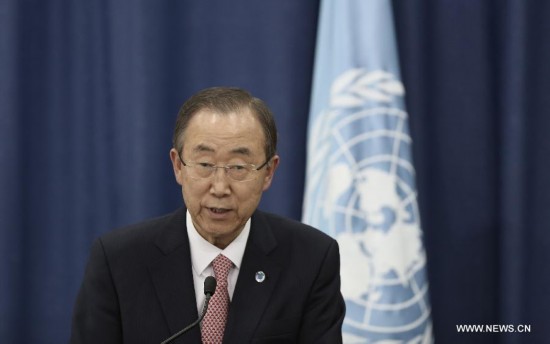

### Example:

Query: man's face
xmin=170 ymin=108 xmax=279 ymax=249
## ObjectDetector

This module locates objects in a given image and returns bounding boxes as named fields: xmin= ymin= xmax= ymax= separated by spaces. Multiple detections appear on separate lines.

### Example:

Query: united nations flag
xmin=302 ymin=1 xmax=432 ymax=342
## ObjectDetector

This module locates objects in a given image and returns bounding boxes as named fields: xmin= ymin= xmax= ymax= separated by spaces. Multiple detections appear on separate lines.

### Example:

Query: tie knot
xmin=212 ymin=254 xmax=233 ymax=283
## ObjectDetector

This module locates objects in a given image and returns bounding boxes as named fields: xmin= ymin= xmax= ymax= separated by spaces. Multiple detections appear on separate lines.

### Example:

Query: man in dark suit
xmin=71 ymin=87 xmax=345 ymax=343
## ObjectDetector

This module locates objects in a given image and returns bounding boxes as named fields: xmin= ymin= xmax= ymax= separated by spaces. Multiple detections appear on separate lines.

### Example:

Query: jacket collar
xmin=148 ymin=208 xmax=201 ymax=341
xmin=223 ymin=210 xmax=282 ymax=342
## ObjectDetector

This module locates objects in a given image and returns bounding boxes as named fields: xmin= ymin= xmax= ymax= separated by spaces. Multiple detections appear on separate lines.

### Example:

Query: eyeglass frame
xmin=177 ymin=152 xmax=273 ymax=182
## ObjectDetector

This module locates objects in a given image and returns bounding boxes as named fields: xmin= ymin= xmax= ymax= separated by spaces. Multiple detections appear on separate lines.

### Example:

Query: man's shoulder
xmin=254 ymin=210 xmax=335 ymax=244
xmin=98 ymin=208 xmax=186 ymax=252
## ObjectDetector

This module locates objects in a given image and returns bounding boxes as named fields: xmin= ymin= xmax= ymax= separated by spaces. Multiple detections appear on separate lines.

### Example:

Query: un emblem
xmin=303 ymin=69 xmax=432 ymax=343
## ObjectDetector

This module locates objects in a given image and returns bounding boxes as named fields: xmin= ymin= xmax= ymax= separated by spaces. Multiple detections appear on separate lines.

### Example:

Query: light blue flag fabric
xmin=302 ymin=1 xmax=432 ymax=343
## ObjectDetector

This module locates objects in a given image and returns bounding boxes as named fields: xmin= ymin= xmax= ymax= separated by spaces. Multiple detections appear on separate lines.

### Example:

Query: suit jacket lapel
xmin=148 ymin=208 xmax=201 ymax=342
xmin=223 ymin=211 xmax=281 ymax=343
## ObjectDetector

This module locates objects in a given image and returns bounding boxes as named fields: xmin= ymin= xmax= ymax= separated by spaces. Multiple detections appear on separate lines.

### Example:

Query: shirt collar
xmin=186 ymin=210 xmax=250 ymax=276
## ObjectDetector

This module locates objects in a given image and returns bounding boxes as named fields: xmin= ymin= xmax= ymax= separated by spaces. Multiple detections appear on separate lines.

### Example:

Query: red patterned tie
xmin=201 ymin=254 xmax=233 ymax=344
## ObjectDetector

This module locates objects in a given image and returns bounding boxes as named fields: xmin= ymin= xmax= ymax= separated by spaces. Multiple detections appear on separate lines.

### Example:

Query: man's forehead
xmin=192 ymin=143 xmax=252 ymax=156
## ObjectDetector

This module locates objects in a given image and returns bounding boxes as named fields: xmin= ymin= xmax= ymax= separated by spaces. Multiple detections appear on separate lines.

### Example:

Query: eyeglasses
xmin=178 ymin=153 xmax=272 ymax=182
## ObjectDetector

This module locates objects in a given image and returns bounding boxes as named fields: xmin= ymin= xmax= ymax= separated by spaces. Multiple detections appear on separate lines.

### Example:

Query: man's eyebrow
xmin=192 ymin=144 xmax=251 ymax=156
xmin=230 ymin=147 xmax=252 ymax=156
xmin=193 ymin=144 xmax=215 ymax=153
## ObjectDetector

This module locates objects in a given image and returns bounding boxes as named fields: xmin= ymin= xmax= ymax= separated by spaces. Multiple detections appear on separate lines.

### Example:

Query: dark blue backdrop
xmin=1 ymin=1 xmax=549 ymax=343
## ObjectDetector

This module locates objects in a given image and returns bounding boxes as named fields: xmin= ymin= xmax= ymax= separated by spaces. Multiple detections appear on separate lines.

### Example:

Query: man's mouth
xmin=208 ymin=207 xmax=230 ymax=214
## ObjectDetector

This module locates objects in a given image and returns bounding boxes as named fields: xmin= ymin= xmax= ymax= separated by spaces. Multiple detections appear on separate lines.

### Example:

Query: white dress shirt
xmin=186 ymin=210 xmax=250 ymax=315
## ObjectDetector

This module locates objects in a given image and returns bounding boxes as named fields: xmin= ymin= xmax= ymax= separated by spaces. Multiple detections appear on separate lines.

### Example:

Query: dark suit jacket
xmin=70 ymin=208 xmax=345 ymax=343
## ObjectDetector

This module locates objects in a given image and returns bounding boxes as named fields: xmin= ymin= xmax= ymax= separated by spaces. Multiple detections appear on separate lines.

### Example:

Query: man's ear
xmin=169 ymin=148 xmax=184 ymax=186
xmin=262 ymin=155 xmax=280 ymax=191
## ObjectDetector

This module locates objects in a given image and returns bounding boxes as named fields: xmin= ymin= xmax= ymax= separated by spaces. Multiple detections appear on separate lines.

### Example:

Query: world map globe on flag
xmin=302 ymin=69 xmax=432 ymax=343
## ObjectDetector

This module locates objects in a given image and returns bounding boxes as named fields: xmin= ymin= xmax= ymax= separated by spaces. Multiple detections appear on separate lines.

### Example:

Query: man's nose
xmin=209 ymin=167 xmax=231 ymax=196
